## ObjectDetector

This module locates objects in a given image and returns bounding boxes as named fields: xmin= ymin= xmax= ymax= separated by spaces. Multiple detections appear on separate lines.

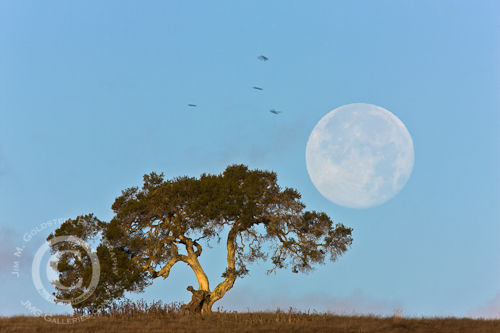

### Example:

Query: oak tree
xmin=48 ymin=165 xmax=353 ymax=314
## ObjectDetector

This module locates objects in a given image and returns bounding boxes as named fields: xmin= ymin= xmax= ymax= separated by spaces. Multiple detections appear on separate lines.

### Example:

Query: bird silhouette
xmin=252 ymin=86 xmax=263 ymax=91
xmin=258 ymin=55 xmax=269 ymax=61
xmin=270 ymin=109 xmax=282 ymax=115
xmin=187 ymin=104 xmax=197 ymax=107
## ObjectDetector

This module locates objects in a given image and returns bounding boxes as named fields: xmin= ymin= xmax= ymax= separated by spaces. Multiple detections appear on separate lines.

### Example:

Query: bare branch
xmin=208 ymin=226 xmax=238 ymax=308
xmin=193 ymin=241 xmax=203 ymax=257
xmin=156 ymin=255 xmax=186 ymax=279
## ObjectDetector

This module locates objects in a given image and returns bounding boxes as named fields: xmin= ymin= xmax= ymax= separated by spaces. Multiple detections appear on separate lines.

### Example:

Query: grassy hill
xmin=2 ymin=311 xmax=499 ymax=333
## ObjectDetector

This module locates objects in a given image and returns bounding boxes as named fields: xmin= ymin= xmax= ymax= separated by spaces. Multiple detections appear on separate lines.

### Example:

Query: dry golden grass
xmin=1 ymin=301 xmax=499 ymax=333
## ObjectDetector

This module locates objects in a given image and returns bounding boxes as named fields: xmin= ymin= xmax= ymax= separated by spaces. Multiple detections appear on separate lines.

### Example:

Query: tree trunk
xmin=183 ymin=286 xmax=211 ymax=314
xmin=182 ymin=244 xmax=212 ymax=314
xmin=182 ymin=227 xmax=239 ymax=314
xmin=199 ymin=227 xmax=239 ymax=314
xmin=184 ymin=285 xmax=231 ymax=315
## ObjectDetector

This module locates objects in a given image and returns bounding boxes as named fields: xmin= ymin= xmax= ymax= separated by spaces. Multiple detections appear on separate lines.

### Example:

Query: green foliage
xmin=47 ymin=164 xmax=353 ymax=314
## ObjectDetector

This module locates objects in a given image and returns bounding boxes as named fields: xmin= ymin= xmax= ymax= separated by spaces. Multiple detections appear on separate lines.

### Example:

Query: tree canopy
xmin=48 ymin=164 xmax=353 ymax=314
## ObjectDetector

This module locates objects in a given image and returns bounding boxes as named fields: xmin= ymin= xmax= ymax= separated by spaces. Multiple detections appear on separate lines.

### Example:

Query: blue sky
xmin=0 ymin=0 xmax=499 ymax=318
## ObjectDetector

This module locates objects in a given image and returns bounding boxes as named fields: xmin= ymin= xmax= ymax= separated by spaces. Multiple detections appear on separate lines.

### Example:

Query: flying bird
xmin=187 ymin=104 xmax=197 ymax=107
xmin=258 ymin=55 xmax=269 ymax=61
xmin=252 ymin=86 xmax=263 ymax=91
xmin=270 ymin=109 xmax=282 ymax=115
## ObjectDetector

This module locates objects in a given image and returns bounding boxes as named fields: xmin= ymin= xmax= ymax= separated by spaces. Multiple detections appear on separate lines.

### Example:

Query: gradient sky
xmin=1 ymin=0 xmax=499 ymax=318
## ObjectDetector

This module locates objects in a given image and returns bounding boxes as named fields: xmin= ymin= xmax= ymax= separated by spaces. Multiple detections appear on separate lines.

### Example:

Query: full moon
xmin=305 ymin=103 xmax=414 ymax=209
